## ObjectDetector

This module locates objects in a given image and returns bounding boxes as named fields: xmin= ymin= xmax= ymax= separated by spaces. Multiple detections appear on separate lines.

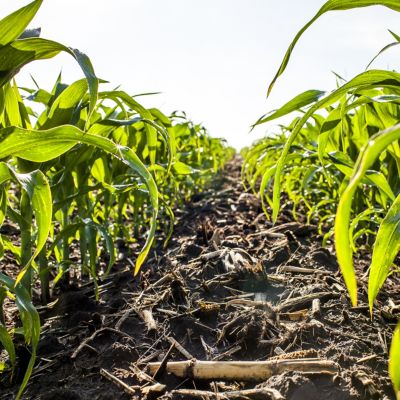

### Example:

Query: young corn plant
xmin=248 ymin=0 xmax=400 ymax=396
xmin=0 ymin=1 xmax=157 ymax=395
xmin=0 ymin=3 xmax=234 ymax=398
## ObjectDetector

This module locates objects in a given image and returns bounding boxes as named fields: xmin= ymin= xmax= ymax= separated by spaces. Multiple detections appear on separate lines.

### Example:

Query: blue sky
xmin=6 ymin=0 xmax=400 ymax=148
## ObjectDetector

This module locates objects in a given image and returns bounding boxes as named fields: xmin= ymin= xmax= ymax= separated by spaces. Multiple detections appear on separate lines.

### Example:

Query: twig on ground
xmin=171 ymin=387 xmax=284 ymax=399
xmin=212 ymin=345 xmax=242 ymax=361
xmin=167 ymin=336 xmax=194 ymax=360
xmin=100 ymin=368 xmax=139 ymax=395
xmin=152 ymin=343 xmax=175 ymax=380
xmin=278 ymin=265 xmax=329 ymax=275
xmin=71 ymin=327 xmax=134 ymax=359
xmin=278 ymin=292 xmax=340 ymax=312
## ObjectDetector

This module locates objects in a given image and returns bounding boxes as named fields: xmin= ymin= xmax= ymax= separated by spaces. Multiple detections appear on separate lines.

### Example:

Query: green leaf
xmin=15 ymin=170 xmax=52 ymax=263
xmin=69 ymin=48 xmax=98 ymax=121
xmin=335 ymin=122 xmax=400 ymax=306
xmin=0 ymin=0 xmax=42 ymax=46
xmin=118 ymin=146 xmax=158 ymax=274
xmin=0 ymin=163 xmax=52 ymax=276
xmin=254 ymin=89 xmax=325 ymax=127
xmin=389 ymin=323 xmax=400 ymax=400
xmin=99 ymin=91 xmax=158 ymax=164
xmin=268 ymin=0 xmax=400 ymax=96
xmin=368 ymin=192 xmax=400 ymax=312
xmin=328 ymin=152 xmax=395 ymax=201
xmin=172 ymin=161 xmax=199 ymax=175
xmin=0 ymin=125 xmax=158 ymax=274
xmin=0 ymin=322 xmax=16 ymax=371
xmin=0 ymin=38 xmax=97 ymax=119
xmin=0 ymin=272 xmax=40 ymax=400
xmin=47 ymin=222 xmax=81 ymax=255
xmin=82 ymin=218 xmax=116 ymax=276
xmin=389 ymin=29 xmax=400 ymax=42
xmin=0 ymin=187 xmax=6 ymax=228
xmin=272 ymin=69 xmax=400 ymax=223
xmin=90 ymin=157 xmax=107 ymax=183
xmin=26 ymin=88 xmax=52 ymax=106
xmin=366 ymin=42 xmax=400 ymax=70
xmin=38 ymin=79 xmax=88 ymax=129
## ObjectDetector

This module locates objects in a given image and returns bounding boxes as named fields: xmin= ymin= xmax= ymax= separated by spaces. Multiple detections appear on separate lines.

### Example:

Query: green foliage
xmin=390 ymin=323 xmax=400 ymax=399
xmin=267 ymin=0 xmax=400 ymax=96
xmin=0 ymin=2 xmax=234 ymax=398
xmin=0 ymin=273 xmax=40 ymax=399
xmin=245 ymin=0 xmax=400 ymax=394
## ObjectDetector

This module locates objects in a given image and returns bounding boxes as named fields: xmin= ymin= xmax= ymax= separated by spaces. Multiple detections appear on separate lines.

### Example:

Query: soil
xmin=0 ymin=156 xmax=399 ymax=400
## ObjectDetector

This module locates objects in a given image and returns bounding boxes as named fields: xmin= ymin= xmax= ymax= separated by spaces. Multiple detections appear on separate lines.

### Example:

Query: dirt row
xmin=1 ymin=156 xmax=398 ymax=399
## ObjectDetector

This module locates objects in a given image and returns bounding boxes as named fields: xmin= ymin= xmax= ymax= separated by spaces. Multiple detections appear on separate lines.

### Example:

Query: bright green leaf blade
xmin=389 ymin=323 xmax=400 ymax=399
xmin=99 ymin=91 xmax=158 ymax=164
xmin=368 ymin=192 xmax=400 ymax=312
xmin=0 ymin=272 xmax=40 ymax=400
xmin=328 ymin=152 xmax=395 ymax=201
xmin=118 ymin=146 xmax=158 ymax=274
xmin=0 ymin=38 xmax=97 ymax=118
xmin=25 ymin=171 xmax=52 ymax=260
xmin=271 ymin=69 xmax=400 ymax=223
xmin=0 ymin=126 xmax=77 ymax=161
xmin=0 ymin=164 xmax=51 ymax=268
xmin=172 ymin=161 xmax=199 ymax=175
xmin=82 ymin=218 xmax=116 ymax=276
xmin=0 ymin=187 xmax=6 ymax=227
xmin=267 ymin=0 xmax=400 ymax=96
xmin=0 ymin=125 xmax=158 ymax=273
xmin=389 ymin=29 xmax=400 ymax=42
xmin=335 ymin=122 xmax=400 ymax=307
xmin=0 ymin=323 xmax=16 ymax=370
xmin=69 ymin=48 xmax=98 ymax=121
xmin=0 ymin=0 xmax=42 ymax=46
xmin=366 ymin=41 xmax=400 ymax=70
xmin=39 ymin=78 xmax=88 ymax=129
xmin=254 ymin=89 xmax=325 ymax=127
xmin=26 ymin=88 xmax=52 ymax=105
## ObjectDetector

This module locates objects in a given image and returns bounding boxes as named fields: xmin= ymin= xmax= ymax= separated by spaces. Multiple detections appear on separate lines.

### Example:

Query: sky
xmin=5 ymin=0 xmax=400 ymax=149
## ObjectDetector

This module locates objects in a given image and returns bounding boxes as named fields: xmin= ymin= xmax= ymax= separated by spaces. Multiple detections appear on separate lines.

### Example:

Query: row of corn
xmin=243 ymin=1 xmax=400 ymax=398
xmin=0 ymin=1 xmax=234 ymax=397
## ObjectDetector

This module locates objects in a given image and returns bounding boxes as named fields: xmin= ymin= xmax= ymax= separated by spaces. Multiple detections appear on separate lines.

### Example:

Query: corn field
xmin=0 ymin=1 xmax=399 ymax=399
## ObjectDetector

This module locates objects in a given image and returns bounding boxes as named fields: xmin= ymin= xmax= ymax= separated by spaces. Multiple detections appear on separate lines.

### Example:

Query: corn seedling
xmin=245 ymin=0 xmax=400 ymax=394
xmin=0 ymin=2 xmax=234 ymax=398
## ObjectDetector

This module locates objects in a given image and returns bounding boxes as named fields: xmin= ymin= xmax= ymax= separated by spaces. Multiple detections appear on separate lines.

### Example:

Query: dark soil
xmin=1 ymin=156 xmax=399 ymax=399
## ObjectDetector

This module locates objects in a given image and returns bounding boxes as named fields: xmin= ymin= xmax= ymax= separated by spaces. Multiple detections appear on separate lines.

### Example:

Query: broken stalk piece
xmin=147 ymin=358 xmax=339 ymax=381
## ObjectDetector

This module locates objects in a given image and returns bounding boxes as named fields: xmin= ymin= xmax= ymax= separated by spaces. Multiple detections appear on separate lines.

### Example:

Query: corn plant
xmin=0 ymin=3 xmax=234 ymax=398
xmin=390 ymin=323 xmax=400 ymax=399
xmin=246 ymin=0 xmax=400 ymax=395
